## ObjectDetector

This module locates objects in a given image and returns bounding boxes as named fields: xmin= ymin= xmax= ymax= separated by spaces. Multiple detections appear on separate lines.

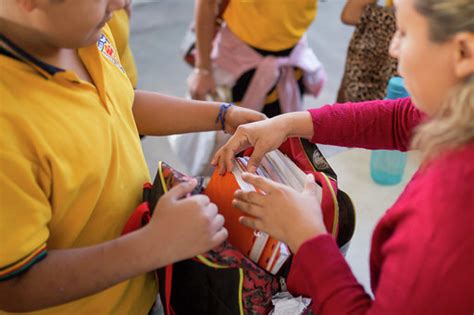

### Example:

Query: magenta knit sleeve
xmin=308 ymin=98 xmax=425 ymax=151
xmin=286 ymin=235 xmax=373 ymax=314
xmin=286 ymin=145 xmax=474 ymax=315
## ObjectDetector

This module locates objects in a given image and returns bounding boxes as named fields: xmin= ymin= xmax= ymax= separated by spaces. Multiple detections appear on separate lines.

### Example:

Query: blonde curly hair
xmin=411 ymin=0 xmax=474 ymax=159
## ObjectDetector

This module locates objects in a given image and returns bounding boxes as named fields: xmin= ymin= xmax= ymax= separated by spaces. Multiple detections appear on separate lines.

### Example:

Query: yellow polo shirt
xmin=223 ymin=0 xmax=318 ymax=51
xmin=108 ymin=9 xmax=138 ymax=88
xmin=0 ymin=25 xmax=156 ymax=314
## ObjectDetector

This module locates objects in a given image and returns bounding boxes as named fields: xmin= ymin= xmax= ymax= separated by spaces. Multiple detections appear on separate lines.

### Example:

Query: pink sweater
xmin=287 ymin=98 xmax=474 ymax=314
xmin=212 ymin=25 xmax=326 ymax=113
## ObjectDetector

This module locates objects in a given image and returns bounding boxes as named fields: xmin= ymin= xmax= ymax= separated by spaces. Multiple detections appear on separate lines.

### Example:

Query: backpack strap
xmin=165 ymin=265 xmax=174 ymax=315
xmin=156 ymin=265 xmax=174 ymax=315
xmin=121 ymin=183 xmax=152 ymax=235
xmin=312 ymin=172 xmax=339 ymax=238
xmin=299 ymin=138 xmax=337 ymax=180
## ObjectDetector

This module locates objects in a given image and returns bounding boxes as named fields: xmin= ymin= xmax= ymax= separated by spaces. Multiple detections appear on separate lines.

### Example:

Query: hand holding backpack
xmin=123 ymin=138 xmax=355 ymax=315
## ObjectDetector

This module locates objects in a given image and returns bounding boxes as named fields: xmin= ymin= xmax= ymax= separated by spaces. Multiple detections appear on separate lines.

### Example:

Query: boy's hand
xmin=233 ymin=173 xmax=327 ymax=253
xmin=145 ymin=179 xmax=228 ymax=264
xmin=223 ymin=105 xmax=266 ymax=134
xmin=211 ymin=118 xmax=287 ymax=175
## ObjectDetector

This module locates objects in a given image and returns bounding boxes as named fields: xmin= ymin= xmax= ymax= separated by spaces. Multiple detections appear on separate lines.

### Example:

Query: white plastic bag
xmin=169 ymin=131 xmax=213 ymax=176
xmin=169 ymin=130 xmax=231 ymax=177
xmin=169 ymin=91 xmax=231 ymax=176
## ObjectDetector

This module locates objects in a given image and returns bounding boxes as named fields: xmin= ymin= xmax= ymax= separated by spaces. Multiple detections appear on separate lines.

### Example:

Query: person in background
xmin=187 ymin=0 xmax=326 ymax=118
xmin=336 ymin=0 xmax=398 ymax=102
xmin=0 ymin=0 xmax=264 ymax=313
xmin=212 ymin=0 xmax=474 ymax=313
xmin=340 ymin=0 xmax=392 ymax=25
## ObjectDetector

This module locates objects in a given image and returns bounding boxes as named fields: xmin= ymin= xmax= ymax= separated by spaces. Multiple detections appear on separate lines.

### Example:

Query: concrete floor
xmin=129 ymin=0 xmax=418 ymax=298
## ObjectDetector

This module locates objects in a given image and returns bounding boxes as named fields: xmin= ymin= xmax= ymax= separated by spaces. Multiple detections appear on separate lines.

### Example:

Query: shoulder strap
xmin=299 ymin=138 xmax=338 ymax=180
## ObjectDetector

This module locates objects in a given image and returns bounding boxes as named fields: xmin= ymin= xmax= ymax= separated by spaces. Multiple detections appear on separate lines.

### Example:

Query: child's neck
xmin=1 ymin=19 xmax=93 ymax=83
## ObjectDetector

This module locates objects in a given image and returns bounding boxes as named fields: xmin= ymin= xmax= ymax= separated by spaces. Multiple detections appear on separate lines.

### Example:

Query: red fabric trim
xmin=121 ymin=202 xmax=150 ymax=235
xmin=165 ymin=265 xmax=174 ymax=315
xmin=313 ymin=172 xmax=336 ymax=236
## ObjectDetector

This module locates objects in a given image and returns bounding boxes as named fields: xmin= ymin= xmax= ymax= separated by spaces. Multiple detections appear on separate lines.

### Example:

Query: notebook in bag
xmin=204 ymin=149 xmax=324 ymax=274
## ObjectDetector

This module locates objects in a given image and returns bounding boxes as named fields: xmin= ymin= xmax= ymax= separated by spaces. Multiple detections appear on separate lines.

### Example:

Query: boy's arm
xmin=0 ymin=173 xmax=226 ymax=312
xmin=132 ymin=90 xmax=221 ymax=135
xmin=0 ymin=228 xmax=160 ymax=312
xmin=132 ymin=90 xmax=265 ymax=136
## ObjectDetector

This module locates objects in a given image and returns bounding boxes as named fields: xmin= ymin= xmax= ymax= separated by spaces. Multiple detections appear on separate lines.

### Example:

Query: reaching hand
xmin=211 ymin=118 xmax=287 ymax=174
xmin=146 ymin=179 xmax=228 ymax=264
xmin=232 ymin=173 xmax=327 ymax=253
xmin=187 ymin=71 xmax=217 ymax=100
xmin=223 ymin=105 xmax=267 ymax=134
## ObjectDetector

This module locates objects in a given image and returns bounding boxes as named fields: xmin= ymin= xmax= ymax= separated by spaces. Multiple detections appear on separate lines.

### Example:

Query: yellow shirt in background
xmin=108 ymin=9 xmax=138 ymax=87
xmin=224 ymin=0 xmax=318 ymax=51
xmin=0 ymin=25 xmax=156 ymax=314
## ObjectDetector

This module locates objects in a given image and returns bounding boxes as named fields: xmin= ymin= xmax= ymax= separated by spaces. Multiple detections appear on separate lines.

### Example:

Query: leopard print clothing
xmin=337 ymin=4 xmax=398 ymax=103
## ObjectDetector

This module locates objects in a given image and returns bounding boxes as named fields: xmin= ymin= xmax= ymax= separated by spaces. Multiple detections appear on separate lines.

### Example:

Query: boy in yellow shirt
xmin=0 ymin=0 xmax=264 ymax=314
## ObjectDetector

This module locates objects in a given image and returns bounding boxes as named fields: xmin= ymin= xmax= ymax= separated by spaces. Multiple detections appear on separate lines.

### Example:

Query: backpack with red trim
xmin=122 ymin=138 xmax=355 ymax=315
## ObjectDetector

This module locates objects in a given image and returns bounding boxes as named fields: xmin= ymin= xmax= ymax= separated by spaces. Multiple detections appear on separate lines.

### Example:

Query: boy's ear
xmin=16 ymin=0 xmax=39 ymax=12
xmin=453 ymin=32 xmax=474 ymax=79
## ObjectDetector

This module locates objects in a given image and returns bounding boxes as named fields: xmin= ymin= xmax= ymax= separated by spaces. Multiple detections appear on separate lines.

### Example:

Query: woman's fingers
xmin=234 ymin=189 xmax=265 ymax=206
xmin=241 ymin=172 xmax=279 ymax=194
xmin=211 ymin=136 xmax=246 ymax=174
xmin=232 ymin=198 xmax=262 ymax=218
xmin=246 ymin=142 xmax=269 ymax=173
xmin=239 ymin=216 xmax=264 ymax=231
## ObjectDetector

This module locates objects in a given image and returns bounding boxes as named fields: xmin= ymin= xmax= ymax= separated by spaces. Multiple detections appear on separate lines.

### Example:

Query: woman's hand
xmin=145 ymin=179 xmax=228 ymax=263
xmin=232 ymin=173 xmax=327 ymax=253
xmin=212 ymin=111 xmax=314 ymax=174
xmin=212 ymin=116 xmax=287 ymax=174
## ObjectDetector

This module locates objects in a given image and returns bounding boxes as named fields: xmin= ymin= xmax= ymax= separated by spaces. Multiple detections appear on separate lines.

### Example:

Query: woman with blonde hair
xmin=212 ymin=0 xmax=474 ymax=313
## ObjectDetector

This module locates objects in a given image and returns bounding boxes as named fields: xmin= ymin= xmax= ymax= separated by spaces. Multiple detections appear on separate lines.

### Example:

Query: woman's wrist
xmin=271 ymin=112 xmax=312 ymax=140
xmin=288 ymin=229 xmax=327 ymax=254
xmin=285 ymin=111 xmax=314 ymax=139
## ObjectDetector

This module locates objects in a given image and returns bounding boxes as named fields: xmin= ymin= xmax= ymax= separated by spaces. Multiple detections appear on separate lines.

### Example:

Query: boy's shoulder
xmin=96 ymin=24 xmax=125 ymax=74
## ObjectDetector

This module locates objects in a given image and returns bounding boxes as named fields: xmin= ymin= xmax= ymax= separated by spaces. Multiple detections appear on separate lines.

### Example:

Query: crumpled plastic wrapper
xmin=270 ymin=292 xmax=312 ymax=315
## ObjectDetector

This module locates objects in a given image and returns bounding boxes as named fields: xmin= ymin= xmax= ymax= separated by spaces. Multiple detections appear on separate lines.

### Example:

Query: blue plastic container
xmin=370 ymin=77 xmax=410 ymax=185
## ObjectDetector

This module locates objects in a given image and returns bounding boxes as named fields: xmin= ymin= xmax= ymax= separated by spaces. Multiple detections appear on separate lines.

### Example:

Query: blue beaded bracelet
xmin=215 ymin=103 xmax=234 ymax=133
